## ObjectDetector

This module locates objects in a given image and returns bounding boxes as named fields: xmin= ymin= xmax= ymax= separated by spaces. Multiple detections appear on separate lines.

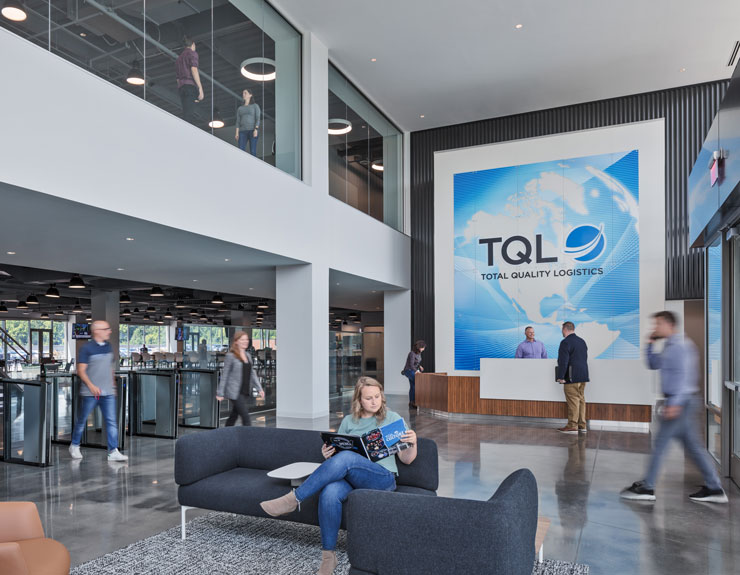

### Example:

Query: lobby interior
xmin=2 ymin=1 xmax=740 ymax=574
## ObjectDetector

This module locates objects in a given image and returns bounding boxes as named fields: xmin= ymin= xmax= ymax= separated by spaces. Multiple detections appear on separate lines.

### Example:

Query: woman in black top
xmin=402 ymin=340 xmax=425 ymax=409
xmin=216 ymin=331 xmax=264 ymax=426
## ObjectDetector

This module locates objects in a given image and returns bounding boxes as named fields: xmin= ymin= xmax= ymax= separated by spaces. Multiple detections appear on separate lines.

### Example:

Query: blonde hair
xmin=229 ymin=331 xmax=249 ymax=363
xmin=351 ymin=376 xmax=387 ymax=423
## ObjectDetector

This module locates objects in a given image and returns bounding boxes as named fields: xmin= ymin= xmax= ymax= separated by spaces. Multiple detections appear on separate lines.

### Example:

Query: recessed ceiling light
xmin=125 ymin=237 xmax=134 ymax=241
xmin=515 ymin=23 xmax=523 ymax=29
xmin=192 ymin=279 xmax=198 ymax=282
xmin=79 ymin=32 xmax=86 ymax=37
xmin=371 ymin=58 xmax=377 ymax=62
xmin=419 ymin=114 xmax=425 ymax=119
xmin=116 ymin=267 xmax=125 ymax=271
xmin=224 ymin=258 xmax=230 ymax=262
xmin=336 ymin=282 xmax=340 ymax=286
xmin=6 ymin=251 xmax=15 ymax=255
xmin=680 ymin=67 xmax=687 ymax=72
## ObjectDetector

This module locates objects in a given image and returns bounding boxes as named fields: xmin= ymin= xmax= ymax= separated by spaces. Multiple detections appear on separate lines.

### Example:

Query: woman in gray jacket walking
xmin=216 ymin=330 xmax=264 ymax=426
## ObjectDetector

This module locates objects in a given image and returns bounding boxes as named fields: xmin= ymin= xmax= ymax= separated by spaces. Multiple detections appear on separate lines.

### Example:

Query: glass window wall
xmin=706 ymin=238 xmax=722 ymax=462
xmin=119 ymin=324 xmax=169 ymax=357
xmin=2 ymin=0 xmax=301 ymax=179
xmin=328 ymin=64 xmax=403 ymax=231
xmin=0 ymin=319 xmax=68 ymax=363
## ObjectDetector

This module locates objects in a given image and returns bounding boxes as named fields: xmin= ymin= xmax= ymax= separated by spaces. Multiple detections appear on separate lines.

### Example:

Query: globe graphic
xmin=564 ymin=224 xmax=606 ymax=262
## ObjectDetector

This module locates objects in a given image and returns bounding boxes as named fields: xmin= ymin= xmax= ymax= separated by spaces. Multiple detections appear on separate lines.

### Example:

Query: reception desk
xmin=416 ymin=359 xmax=657 ymax=423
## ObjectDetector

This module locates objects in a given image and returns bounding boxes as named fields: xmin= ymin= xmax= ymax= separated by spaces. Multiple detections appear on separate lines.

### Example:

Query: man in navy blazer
xmin=556 ymin=321 xmax=589 ymax=434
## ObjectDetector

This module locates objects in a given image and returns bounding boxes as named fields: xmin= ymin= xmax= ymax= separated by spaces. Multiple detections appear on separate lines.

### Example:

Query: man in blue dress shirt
xmin=620 ymin=311 xmax=726 ymax=503
xmin=515 ymin=326 xmax=547 ymax=359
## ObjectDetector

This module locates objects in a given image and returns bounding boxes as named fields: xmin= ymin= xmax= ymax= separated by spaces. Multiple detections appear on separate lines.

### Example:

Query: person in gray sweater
xmin=235 ymin=88 xmax=261 ymax=156
xmin=216 ymin=330 xmax=264 ymax=426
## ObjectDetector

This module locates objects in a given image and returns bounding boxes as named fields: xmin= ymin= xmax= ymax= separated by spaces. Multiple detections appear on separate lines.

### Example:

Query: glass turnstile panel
xmin=134 ymin=372 xmax=178 ymax=438
xmin=1 ymin=380 xmax=50 ymax=465
xmin=180 ymin=370 xmax=219 ymax=428
xmin=50 ymin=375 xmax=74 ymax=443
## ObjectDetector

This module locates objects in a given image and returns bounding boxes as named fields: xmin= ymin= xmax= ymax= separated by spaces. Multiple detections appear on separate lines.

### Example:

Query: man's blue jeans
xmin=294 ymin=451 xmax=396 ymax=550
xmin=71 ymin=395 xmax=119 ymax=452
xmin=403 ymin=368 xmax=416 ymax=403
xmin=644 ymin=397 xmax=721 ymax=490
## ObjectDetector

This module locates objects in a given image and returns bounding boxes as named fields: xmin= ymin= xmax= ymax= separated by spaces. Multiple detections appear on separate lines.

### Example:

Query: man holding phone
xmin=620 ymin=311 xmax=726 ymax=502
xmin=69 ymin=320 xmax=128 ymax=462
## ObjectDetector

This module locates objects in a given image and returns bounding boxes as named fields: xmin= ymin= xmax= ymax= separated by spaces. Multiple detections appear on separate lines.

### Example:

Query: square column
xmin=276 ymin=263 xmax=329 ymax=420
xmin=383 ymin=290 xmax=411 ymax=395
xmin=91 ymin=290 xmax=120 ymax=366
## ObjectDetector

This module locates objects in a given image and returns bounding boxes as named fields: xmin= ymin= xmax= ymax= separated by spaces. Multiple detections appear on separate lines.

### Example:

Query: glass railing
xmin=2 ymin=0 xmax=301 ymax=179
xmin=329 ymin=64 xmax=404 ymax=232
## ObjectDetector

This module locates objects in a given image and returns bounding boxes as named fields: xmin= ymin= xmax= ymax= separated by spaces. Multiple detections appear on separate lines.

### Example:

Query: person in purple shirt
xmin=175 ymin=35 xmax=204 ymax=125
xmin=515 ymin=326 xmax=547 ymax=359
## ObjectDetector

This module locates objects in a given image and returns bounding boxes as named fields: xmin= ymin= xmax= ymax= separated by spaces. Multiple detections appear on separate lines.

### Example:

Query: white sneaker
xmin=107 ymin=449 xmax=129 ymax=462
xmin=69 ymin=445 xmax=83 ymax=460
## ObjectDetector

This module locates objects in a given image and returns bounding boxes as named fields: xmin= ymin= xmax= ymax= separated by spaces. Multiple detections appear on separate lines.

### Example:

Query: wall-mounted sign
xmin=453 ymin=150 xmax=640 ymax=369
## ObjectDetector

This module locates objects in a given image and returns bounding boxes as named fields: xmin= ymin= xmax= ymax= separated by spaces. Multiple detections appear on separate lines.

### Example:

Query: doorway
xmin=30 ymin=329 xmax=53 ymax=363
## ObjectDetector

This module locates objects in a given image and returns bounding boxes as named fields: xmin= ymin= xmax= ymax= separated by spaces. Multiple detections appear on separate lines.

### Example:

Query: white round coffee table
xmin=267 ymin=462 xmax=322 ymax=486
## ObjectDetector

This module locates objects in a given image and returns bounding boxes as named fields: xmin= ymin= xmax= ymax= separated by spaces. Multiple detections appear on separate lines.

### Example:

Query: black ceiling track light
xmin=40 ymin=310 xmax=50 ymax=319
xmin=0 ymin=301 xmax=7 ymax=313
xmin=120 ymin=291 xmax=132 ymax=304
xmin=72 ymin=300 xmax=84 ymax=313
xmin=211 ymin=293 xmax=224 ymax=304
xmin=146 ymin=305 xmax=156 ymax=313
xmin=121 ymin=308 xmax=132 ymax=317
xmin=45 ymin=284 xmax=60 ymax=298
xmin=150 ymin=285 xmax=164 ymax=297
xmin=126 ymin=60 xmax=145 ymax=86
xmin=26 ymin=294 xmax=39 ymax=305
xmin=69 ymin=274 xmax=86 ymax=289
xmin=164 ymin=309 xmax=173 ymax=319
xmin=16 ymin=299 xmax=28 ymax=309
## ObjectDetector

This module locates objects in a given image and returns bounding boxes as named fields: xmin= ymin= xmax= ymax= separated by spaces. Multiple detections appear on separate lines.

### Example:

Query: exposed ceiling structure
xmin=0 ymin=0 xmax=280 ymax=142
xmin=274 ymin=0 xmax=740 ymax=131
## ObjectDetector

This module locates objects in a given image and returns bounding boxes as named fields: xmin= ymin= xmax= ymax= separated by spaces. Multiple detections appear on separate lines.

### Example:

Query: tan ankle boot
xmin=259 ymin=490 xmax=299 ymax=517
xmin=316 ymin=550 xmax=338 ymax=575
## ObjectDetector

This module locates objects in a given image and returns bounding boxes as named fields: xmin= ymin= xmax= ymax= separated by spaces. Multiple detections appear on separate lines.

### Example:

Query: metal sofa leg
xmin=181 ymin=506 xmax=194 ymax=540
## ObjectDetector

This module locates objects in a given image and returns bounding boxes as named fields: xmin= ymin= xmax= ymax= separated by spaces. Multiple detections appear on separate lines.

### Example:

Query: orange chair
xmin=0 ymin=502 xmax=70 ymax=575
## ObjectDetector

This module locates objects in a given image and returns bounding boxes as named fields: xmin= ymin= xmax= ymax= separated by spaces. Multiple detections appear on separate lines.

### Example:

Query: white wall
xmin=434 ymin=120 xmax=666 ymax=385
xmin=0 ymin=28 xmax=410 ymax=292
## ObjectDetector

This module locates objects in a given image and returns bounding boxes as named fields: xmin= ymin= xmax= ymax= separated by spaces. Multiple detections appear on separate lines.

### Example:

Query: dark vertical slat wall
xmin=410 ymin=81 xmax=728 ymax=372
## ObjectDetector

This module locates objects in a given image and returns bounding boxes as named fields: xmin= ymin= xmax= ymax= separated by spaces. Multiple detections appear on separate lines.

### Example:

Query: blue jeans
xmin=644 ymin=397 xmax=721 ymax=490
xmin=403 ymin=368 xmax=416 ymax=403
xmin=294 ymin=451 xmax=396 ymax=550
xmin=238 ymin=130 xmax=259 ymax=156
xmin=71 ymin=395 xmax=119 ymax=452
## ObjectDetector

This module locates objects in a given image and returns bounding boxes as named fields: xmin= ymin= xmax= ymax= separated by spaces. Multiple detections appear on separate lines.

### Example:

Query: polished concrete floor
xmin=1 ymin=394 xmax=739 ymax=574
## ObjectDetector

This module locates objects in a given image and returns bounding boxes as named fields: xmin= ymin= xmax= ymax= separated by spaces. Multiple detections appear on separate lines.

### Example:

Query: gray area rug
xmin=71 ymin=512 xmax=588 ymax=574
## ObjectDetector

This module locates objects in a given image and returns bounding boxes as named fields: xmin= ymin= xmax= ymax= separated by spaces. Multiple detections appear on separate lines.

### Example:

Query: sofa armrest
xmin=0 ymin=542 xmax=29 ymax=575
xmin=347 ymin=469 xmax=538 ymax=575
xmin=0 ymin=502 xmax=45 ymax=542
xmin=175 ymin=427 xmax=240 ymax=486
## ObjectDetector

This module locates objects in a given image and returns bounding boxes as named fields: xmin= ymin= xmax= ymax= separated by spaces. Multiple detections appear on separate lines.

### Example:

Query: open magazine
xmin=321 ymin=418 xmax=411 ymax=463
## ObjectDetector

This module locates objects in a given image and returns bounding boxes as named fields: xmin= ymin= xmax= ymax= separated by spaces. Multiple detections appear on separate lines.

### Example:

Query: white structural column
xmin=276 ymin=263 xmax=329 ymax=419
xmin=91 ymin=290 xmax=120 ymax=365
xmin=383 ymin=290 xmax=411 ymax=396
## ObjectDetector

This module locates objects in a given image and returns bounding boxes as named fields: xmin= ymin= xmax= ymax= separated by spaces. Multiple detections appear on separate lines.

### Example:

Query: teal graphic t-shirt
xmin=337 ymin=410 xmax=405 ymax=474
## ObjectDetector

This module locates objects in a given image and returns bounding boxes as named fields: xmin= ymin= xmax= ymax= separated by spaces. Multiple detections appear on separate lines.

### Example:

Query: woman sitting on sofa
xmin=260 ymin=376 xmax=418 ymax=575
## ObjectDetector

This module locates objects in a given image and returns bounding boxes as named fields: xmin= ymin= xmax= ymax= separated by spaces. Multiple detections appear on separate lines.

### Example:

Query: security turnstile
xmin=48 ymin=374 xmax=127 ymax=451
xmin=0 ymin=378 xmax=52 ymax=466
xmin=179 ymin=369 xmax=219 ymax=429
xmin=130 ymin=370 xmax=179 ymax=439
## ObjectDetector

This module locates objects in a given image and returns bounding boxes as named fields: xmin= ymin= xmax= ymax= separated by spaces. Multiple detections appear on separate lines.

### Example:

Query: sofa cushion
xmin=395 ymin=485 xmax=436 ymax=497
xmin=179 ymin=467 xmax=344 ymax=528
xmin=396 ymin=437 xmax=438 ymax=492
xmin=16 ymin=538 xmax=70 ymax=575
xmin=234 ymin=427 xmax=326 ymax=471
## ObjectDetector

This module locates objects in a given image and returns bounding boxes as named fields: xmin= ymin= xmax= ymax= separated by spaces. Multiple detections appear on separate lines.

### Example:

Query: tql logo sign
xmin=478 ymin=224 xmax=606 ymax=266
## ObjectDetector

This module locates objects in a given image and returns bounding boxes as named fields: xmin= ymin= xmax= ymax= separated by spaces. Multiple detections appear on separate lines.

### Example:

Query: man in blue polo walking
xmin=69 ymin=320 xmax=128 ymax=462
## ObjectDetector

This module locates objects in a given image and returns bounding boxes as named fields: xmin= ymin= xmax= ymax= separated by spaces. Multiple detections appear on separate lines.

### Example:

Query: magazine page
xmin=361 ymin=419 xmax=409 ymax=462
xmin=320 ymin=432 xmax=368 ymax=458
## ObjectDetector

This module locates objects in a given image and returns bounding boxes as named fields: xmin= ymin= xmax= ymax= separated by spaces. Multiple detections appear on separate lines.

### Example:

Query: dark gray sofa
xmin=175 ymin=426 xmax=439 ymax=538
xmin=345 ymin=468 xmax=538 ymax=575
